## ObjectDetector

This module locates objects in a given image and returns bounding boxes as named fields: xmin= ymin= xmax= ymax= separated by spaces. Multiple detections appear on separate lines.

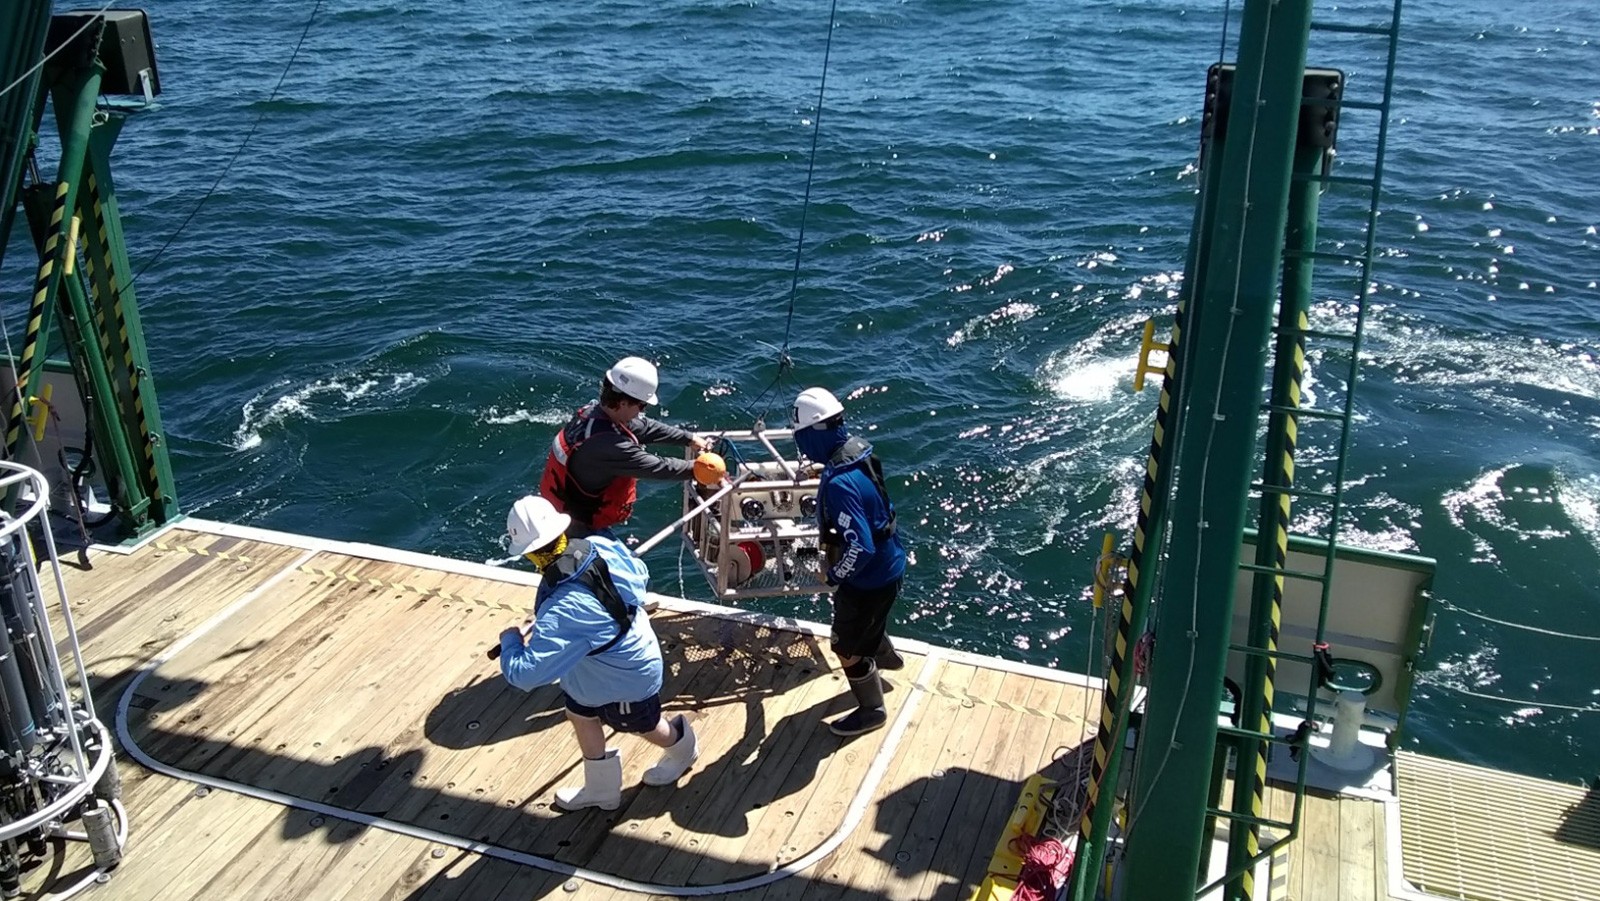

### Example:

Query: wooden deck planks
xmin=15 ymin=521 xmax=1477 ymax=901
xmin=592 ymin=648 xmax=806 ymax=882
xmin=911 ymin=665 xmax=1007 ymax=900
xmin=49 ymin=533 xmax=311 ymax=701
xmin=810 ymin=657 xmax=964 ymax=901
xmin=135 ymin=574 xmax=425 ymax=772
xmin=949 ymin=670 xmax=1065 ymax=895
xmin=1339 ymin=794 xmax=1379 ymax=901
xmin=1299 ymin=789 xmax=1344 ymax=901
xmin=647 ymin=641 xmax=834 ymax=888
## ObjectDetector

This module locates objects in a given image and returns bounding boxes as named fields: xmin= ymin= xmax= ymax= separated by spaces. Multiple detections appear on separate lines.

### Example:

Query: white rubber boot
xmin=643 ymin=715 xmax=699 ymax=786
xmin=554 ymin=749 xmax=623 ymax=811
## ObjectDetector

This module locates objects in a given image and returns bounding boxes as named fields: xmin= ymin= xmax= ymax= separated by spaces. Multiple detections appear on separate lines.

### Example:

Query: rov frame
xmin=679 ymin=429 xmax=833 ymax=601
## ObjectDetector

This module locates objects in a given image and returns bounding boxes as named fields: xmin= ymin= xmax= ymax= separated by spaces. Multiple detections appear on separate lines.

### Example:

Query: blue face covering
xmin=795 ymin=423 xmax=847 ymax=464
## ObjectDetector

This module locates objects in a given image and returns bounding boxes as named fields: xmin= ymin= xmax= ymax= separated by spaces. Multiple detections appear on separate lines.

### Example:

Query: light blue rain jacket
xmin=497 ymin=537 xmax=663 ymax=708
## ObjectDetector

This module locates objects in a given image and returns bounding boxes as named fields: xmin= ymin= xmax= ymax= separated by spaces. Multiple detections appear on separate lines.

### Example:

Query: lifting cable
xmin=1420 ymin=677 xmax=1600 ymax=714
xmin=1435 ymin=597 xmax=1600 ymax=642
xmin=126 ymin=1 xmax=326 ymax=291
xmin=739 ymin=0 xmax=843 ymax=428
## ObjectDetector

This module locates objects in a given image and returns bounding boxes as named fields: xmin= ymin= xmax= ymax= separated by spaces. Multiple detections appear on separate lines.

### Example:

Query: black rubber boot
xmin=873 ymin=635 xmax=905 ymax=671
xmin=829 ymin=661 xmax=887 ymax=737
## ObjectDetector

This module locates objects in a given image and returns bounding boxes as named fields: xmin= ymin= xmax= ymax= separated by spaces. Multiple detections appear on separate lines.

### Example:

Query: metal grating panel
xmin=1397 ymin=751 xmax=1600 ymax=901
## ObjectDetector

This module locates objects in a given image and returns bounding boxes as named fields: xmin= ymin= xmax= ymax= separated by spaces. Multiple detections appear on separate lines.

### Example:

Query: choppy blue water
xmin=9 ymin=0 xmax=1600 ymax=779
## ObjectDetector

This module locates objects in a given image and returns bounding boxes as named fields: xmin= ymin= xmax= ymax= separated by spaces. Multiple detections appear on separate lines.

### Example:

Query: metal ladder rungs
xmin=1340 ymin=99 xmax=1388 ymax=112
xmin=1250 ymin=482 xmax=1339 ymax=502
xmin=1229 ymin=643 xmax=1318 ymax=666
xmin=1204 ymin=806 xmax=1296 ymax=832
xmin=1238 ymin=561 xmax=1328 ymax=582
xmin=1261 ymin=403 xmax=1347 ymax=422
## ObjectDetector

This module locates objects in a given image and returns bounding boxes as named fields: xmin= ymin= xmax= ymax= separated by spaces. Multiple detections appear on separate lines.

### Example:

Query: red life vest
xmin=538 ymin=403 xmax=639 ymax=530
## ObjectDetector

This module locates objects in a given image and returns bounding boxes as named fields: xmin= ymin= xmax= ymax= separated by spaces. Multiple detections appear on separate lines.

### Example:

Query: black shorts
xmin=563 ymin=692 xmax=662 ymax=733
xmin=829 ymin=579 xmax=901 ymax=659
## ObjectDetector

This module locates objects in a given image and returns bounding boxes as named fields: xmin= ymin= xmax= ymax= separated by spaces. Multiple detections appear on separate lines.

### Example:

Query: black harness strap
xmin=540 ymin=541 xmax=635 ymax=656
xmin=820 ymin=437 xmax=898 ymax=543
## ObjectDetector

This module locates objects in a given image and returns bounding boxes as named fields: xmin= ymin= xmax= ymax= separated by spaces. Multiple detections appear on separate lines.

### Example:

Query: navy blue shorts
xmin=563 ymin=692 xmax=662 ymax=733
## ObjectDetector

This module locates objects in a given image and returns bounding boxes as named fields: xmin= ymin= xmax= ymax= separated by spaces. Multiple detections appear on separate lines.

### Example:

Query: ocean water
xmin=6 ymin=0 xmax=1599 ymax=780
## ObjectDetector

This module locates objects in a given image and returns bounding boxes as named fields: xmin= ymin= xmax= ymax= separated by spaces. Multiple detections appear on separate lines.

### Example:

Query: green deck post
xmin=20 ymin=200 xmax=147 ymax=525
xmin=1118 ymin=1 xmax=1313 ymax=898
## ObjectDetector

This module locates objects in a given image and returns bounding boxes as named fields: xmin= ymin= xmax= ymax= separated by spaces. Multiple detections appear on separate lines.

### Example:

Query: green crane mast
xmin=0 ymin=4 xmax=176 ymax=539
xmin=1067 ymin=0 xmax=1405 ymax=897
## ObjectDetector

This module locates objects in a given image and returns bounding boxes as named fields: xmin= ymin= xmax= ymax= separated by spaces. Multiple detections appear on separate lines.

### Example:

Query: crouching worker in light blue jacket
xmin=498 ymin=495 xmax=698 ymax=811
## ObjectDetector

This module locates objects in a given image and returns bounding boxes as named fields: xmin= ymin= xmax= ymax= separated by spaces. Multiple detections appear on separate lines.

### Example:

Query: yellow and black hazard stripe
xmin=1237 ymin=310 xmax=1304 ymax=900
xmin=6 ymin=182 xmax=71 ymax=456
xmin=87 ymin=173 xmax=162 ymax=493
xmin=1076 ymin=300 xmax=1188 ymax=843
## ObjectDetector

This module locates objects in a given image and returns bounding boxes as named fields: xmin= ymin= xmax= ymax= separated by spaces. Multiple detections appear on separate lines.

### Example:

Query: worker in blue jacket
xmin=498 ymin=495 xmax=698 ymax=810
xmin=791 ymin=387 xmax=908 ymax=736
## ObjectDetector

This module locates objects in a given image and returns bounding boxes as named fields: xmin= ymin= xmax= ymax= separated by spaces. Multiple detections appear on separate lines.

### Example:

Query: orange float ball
xmin=693 ymin=452 xmax=727 ymax=486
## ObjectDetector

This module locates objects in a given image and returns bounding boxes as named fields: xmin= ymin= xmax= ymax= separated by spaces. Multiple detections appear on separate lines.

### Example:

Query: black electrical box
xmin=47 ymin=9 xmax=160 ymax=98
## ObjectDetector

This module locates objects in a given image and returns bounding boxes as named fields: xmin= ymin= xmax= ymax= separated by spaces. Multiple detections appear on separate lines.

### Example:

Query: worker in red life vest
xmin=539 ymin=356 xmax=712 ymax=538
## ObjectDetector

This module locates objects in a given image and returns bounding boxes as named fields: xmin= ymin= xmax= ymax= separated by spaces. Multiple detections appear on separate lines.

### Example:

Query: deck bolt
xmin=563 ymin=880 xmax=581 ymax=892
xmin=431 ymin=848 xmax=445 ymax=859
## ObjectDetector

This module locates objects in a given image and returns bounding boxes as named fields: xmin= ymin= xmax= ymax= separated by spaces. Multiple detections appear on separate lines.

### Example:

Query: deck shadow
xmin=114 ymin=613 xmax=912 ymax=892
xmin=1556 ymin=779 xmax=1600 ymax=850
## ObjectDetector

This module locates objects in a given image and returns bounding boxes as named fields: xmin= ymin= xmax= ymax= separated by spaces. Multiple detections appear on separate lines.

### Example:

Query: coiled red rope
xmin=1009 ymin=835 xmax=1076 ymax=901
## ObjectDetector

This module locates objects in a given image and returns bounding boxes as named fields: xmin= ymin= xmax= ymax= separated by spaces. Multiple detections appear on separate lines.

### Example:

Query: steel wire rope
xmin=125 ymin=1 xmax=325 ymax=291
xmin=0 ymin=3 xmax=322 ymax=578
xmin=0 ymin=0 xmax=117 ymax=469
xmin=1423 ymin=682 xmax=1600 ymax=714
xmin=737 ymin=0 xmax=842 ymax=430
xmin=1093 ymin=0 xmax=1242 ymax=859
xmin=1435 ymin=598 xmax=1600 ymax=642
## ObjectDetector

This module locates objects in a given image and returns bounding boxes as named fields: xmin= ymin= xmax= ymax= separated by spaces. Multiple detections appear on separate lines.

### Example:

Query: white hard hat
xmin=506 ymin=495 xmax=570 ymax=556
xmin=605 ymin=356 xmax=660 ymax=405
xmin=792 ymin=387 xmax=844 ymax=429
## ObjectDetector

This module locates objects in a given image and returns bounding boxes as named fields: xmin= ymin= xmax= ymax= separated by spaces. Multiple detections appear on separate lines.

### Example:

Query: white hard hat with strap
xmin=792 ymin=386 xmax=844 ymax=429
